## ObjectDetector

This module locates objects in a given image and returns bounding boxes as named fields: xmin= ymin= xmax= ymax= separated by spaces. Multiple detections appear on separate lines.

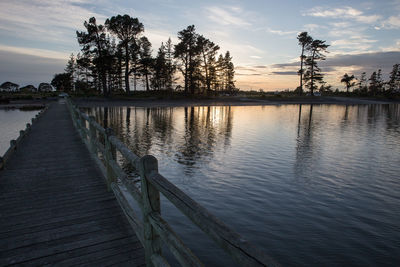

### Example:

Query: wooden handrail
xmin=66 ymin=98 xmax=278 ymax=267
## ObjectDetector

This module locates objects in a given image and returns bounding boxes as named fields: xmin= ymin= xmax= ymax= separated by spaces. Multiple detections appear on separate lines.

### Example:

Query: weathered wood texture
xmin=0 ymin=101 xmax=145 ymax=266
xmin=68 ymin=99 xmax=278 ymax=267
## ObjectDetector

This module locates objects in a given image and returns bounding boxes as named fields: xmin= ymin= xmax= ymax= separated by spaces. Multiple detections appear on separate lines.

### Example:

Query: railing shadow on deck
xmin=66 ymin=98 xmax=278 ymax=267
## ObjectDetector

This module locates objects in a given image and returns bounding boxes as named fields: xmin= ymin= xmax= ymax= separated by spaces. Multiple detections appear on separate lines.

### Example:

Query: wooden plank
xmin=26 ymin=237 xmax=141 ymax=266
xmin=0 ymin=101 xmax=144 ymax=266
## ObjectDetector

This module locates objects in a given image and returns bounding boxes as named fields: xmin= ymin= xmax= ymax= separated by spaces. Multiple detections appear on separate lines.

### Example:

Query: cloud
xmin=0 ymin=50 xmax=65 ymax=86
xmin=379 ymin=16 xmax=400 ymax=29
xmin=302 ymin=24 xmax=322 ymax=31
xmin=272 ymin=51 xmax=400 ymax=81
xmin=0 ymin=0 xmax=106 ymax=45
xmin=380 ymin=39 xmax=400 ymax=52
xmin=304 ymin=6 xmax=380 ymax=24
xmin=0 ymin=45 xmax=70 ymax=60
xmin=267 ymin=28 xmax=298 ymax=36
xmin=271 ymin=71 xmax=298 ymax=75
xmin=205 ymin=6 xmax=251 ymax=27
xmin=250 ymin=55 xmax=262 ymax=59
xmin=330 ymin=37 xmax=378 ymax=52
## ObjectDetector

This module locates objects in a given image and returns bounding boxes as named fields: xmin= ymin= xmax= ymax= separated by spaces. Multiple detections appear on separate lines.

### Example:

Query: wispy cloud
xmin=0 ymin=45 xmax=70 ymax=60
xmin=302 ymin=24 xmax=322 ymax=31
xmin=0 ymin=0 xmax=105 ymax=44
xmin=267 ymin=28 xmax=298 ymax=36
xmin=0 ymin=50 xmax=65 ymax=86
xmin=378 ymin=16 xmax=400 ymax=29
xmin=205 ymin=6 xmax=251 ymax=27
xmin=380 ymin=39 xmax=400 ymax=52
xmin=303 ymin=6 xmax=380 ymax=24
xmin=331 ymin=37 xmax=378 ymax=52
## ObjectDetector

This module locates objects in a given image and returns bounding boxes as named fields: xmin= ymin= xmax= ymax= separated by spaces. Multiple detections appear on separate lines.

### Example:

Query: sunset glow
xmin=0 ymin=0 xmax=399 ymax=90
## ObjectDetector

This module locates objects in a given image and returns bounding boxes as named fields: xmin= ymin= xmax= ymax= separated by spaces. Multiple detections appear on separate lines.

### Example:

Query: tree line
xmin=296 ymin=32 xmax=400 ymax=96
xmin=52 ymin=15 xmax=236 ymax=96
xmin=340 ymin=64 xmax=400 ymax=96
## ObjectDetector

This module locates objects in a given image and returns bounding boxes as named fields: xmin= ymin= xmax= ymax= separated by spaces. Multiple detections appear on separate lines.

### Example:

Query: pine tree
xmin=65 ymin=53 xmax=76 ymax=91
xmin=303 ymin=40 xmax=329 ymax=95
xmin=174 ymin=25 xmax=201 ymax=94
xmin=369 ymin=71 xmax=378 ymax=95
xmin=297 ymin=32 xmax=313 ymax=95
xmin=388 ymin=64 xmax=400 ymax=93
xmin=197 ymin=35 xmax=220 ymax=93
xmin=224 ymin=51 xmax=235 ymax=92
xmin=76 ymin=17 xmax=110 ymax=96
xmin=105 ymin=15 xmax=144 ymax=93
xmin=138 ymin=36 xmax=153 ymax=91
xmin=358 ymin=72 xmax=367 ymax=93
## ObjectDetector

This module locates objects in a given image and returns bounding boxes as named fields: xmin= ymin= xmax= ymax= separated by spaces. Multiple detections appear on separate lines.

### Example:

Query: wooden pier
xmin=0 ymin=99 xmax=277 ymax=267
xmin=0 ymin=101 xmax=144 ymax=266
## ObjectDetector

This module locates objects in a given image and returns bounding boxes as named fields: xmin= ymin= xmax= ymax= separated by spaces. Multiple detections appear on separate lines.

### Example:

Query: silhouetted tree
xmin=297 ymin=32 xmax=313 ymax=95
xmin=65 ymin=54 xmax=75 ymax=90
xmin=341 ymin=73 xmax=356 ymax=94
xmin=358 ymin=72 xmax=367 ymax=93
xmin=51 ymin=73 xmax=72 ymax=91
xmin=197 ymin=35 xmax=220 ymax=93
xmin=138 ymin=36 xmax=153 ymax=91
xmin=303 ymin=39 xmax=329 ymax=95
xmin=152 ymin=43 xmax=167 ymax=90
xmin=369 ymin=71 xmax=378 ymax=95
xmin=388 ymin=64 xmax=400 ymax=93
xmin=223 ymin=51 xmax=235 ymax=92
xmin=376 ymin=69 xmax=384 ymax=93
xmin=76 ymin=17 xmax=110 ymax=96
xmin=164 ymin=38 xmax=177 ymax=91
xmin=105 ymin=15 xmax=144 ymax=93
xmin=175 ymin=25 xmax=201 ymax=94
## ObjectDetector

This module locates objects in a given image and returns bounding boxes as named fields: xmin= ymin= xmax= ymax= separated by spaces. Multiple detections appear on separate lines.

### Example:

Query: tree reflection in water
xmin=84 ymin=105 xmax=234 ymax=175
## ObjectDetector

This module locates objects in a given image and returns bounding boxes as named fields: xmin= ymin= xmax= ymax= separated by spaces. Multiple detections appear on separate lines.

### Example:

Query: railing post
xmin=139 ymin=155 xmax=162 ymax=267
xmin=78 ymin=112 xmax=87 ymax=140
xmin=88 ymin=116 xmax=97 ymax=155
xmin=10 ymin=140 xmax=16 ymax=150
xmin=105 ymin=128 xmax=117 ymax=190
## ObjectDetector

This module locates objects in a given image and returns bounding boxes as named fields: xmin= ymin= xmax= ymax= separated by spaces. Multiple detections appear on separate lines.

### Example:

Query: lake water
xmin=84 ymin=104 xmax=400 ymax=266
xmin=0 ymin=109 xmax=40 ymax=156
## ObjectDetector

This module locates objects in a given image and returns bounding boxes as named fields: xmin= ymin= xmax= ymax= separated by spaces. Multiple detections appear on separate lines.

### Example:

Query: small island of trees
xmin=51 ymin=15 xmax=236 ymax=97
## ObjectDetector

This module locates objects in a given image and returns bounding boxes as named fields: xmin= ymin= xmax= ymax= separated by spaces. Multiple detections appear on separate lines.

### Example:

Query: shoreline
xmin=0 ymin=96 xmax=399 ymax=109
xmin=74 ymin=96 xmax=399 ymax=108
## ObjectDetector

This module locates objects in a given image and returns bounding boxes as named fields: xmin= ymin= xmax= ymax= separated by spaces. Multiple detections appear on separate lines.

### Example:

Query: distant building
xmin=0 ymin=81 xmax=19 ymax=92
xmin=20 ymin=85 xmax=37 ymax=92
xmin=38 ymin=83 xmax=54 ymax=92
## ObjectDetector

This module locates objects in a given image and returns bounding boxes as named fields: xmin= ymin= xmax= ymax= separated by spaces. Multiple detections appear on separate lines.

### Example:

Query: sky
xmin=0 ymin=0 xmax=400 ymax=91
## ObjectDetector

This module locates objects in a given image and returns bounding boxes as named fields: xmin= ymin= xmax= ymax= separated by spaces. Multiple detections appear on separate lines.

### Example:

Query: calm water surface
xmin=84 ymin=104 xmax=400 ymax=266
xmin=0 ymin=109 xmax=40 ymax=155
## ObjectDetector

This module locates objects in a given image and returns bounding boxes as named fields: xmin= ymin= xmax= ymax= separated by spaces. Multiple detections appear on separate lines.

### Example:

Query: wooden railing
xmin=0 ymin=107 xmax=48 ymax=170
xmin=66 ymin=98 xmax=278 ymax=267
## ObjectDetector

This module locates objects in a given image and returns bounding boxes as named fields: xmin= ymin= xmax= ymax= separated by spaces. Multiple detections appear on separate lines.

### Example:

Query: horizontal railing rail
xmin=66 ymin=98 xmax=278 ymax=267
xmin=0 ymin=106 xmax=48 ymax=170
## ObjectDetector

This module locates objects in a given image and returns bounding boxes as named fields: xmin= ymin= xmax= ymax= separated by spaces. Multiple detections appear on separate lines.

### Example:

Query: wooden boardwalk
xmin=0 ymin=101 xmax=145 ymax=266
